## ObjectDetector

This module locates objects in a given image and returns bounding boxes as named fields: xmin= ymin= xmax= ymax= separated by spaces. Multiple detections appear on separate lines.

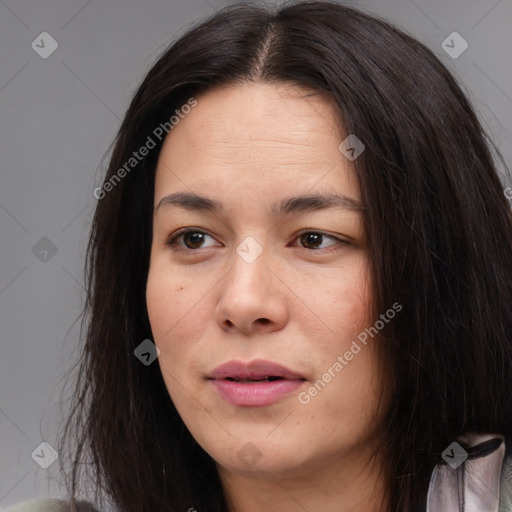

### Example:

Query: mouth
xmin=208 ymin=359 xmax=307 ymax=406
xmin=208 ymin=359 xmax=306 ymax=381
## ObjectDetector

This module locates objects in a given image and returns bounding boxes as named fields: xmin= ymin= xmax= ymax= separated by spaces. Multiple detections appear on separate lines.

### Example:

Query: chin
xmin=217 ymin=451 xmax=306 ymax=478
xmin=206 ymin=435 xmax=308 ymax=477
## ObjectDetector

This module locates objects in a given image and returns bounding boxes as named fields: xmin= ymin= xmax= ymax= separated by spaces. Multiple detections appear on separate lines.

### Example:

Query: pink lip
xmin=208 ymin=359 xmax=306 ymax=407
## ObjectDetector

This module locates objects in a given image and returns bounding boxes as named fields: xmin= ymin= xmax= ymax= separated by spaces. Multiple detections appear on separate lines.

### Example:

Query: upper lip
xmin=209 ymin=359 xmax=306 ymax=380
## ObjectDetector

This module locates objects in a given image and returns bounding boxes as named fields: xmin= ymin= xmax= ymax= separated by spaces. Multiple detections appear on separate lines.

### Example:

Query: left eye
xmin=166 ymin=229 xmax=346 ymax=252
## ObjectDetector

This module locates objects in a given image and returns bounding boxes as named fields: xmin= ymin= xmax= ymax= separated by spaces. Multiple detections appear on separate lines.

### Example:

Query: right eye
xmin=166 ymin=228 xmax=221 ymax=252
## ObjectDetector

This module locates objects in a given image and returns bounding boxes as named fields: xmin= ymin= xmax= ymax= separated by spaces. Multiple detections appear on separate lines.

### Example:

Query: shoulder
xmin=5 ymin=498 xmax=99 ymax=512
xmin=427 ymin=434 xmax=512 ymax=512
xmin=500 ymin=451 xmax=512 ymax=511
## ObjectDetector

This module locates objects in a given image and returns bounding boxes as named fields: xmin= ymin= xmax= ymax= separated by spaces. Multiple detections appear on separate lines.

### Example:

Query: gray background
xmin=0 ymin=0 xmax=511 ymax=508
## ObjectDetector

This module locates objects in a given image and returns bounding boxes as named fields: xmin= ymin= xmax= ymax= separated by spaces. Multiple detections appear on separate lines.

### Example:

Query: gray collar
xmin=426 ymin=434 xmax=510 ymax=512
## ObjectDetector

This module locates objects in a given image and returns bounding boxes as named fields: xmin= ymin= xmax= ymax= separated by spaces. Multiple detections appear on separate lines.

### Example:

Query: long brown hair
xmin=58 ymin=1 xmax=512 ymax=511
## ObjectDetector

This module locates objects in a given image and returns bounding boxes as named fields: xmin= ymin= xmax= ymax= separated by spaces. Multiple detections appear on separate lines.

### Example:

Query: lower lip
xmin=211 ymin=379 xmax=305 ymax=406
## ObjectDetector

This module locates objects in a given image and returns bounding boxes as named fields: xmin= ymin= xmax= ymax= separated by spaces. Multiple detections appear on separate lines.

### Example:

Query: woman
xmin=8 ymin=1 xmax=512 ymax=511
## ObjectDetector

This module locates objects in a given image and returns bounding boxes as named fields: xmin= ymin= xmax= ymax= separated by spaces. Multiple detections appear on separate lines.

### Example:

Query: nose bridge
xmin=235 ymin=234 xmax=266 ymax=267
xmin=228 ymin=235 xmax=270 ymax=295
xmin=216 ymin=234 xmax=288 ymax=333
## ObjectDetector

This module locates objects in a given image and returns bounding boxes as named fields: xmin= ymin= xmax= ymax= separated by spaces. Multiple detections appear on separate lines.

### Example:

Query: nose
xmin=215 ymin=244 xmax=289 ymax=336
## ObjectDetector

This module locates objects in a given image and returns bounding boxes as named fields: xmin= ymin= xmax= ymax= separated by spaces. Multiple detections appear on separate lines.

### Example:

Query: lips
xmin=208 ymin=359 xmax=306 ymax=382
xmin=208 ymin=359 xmax=306 ymax=406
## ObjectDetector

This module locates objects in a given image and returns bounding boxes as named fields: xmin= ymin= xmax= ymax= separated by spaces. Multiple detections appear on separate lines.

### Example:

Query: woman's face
xmin=146 ymin=82 xmax=389 ymax=482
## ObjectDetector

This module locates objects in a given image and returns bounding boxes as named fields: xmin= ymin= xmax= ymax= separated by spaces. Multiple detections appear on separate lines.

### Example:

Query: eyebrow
xmin=156 ymin=191 xmax=364 ymax=216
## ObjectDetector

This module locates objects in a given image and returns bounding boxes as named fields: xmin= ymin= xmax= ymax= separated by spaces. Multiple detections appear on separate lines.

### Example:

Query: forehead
xmin=154 ymin=82 xmax=360 ymax=208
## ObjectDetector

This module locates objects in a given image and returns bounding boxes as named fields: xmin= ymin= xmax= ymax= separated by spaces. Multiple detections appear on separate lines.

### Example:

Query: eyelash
xmin=165 ymin=228 xmax=348 ymax=254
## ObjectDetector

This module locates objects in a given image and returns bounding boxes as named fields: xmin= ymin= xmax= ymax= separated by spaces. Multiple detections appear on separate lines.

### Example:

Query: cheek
xmin=318 ymin=258 xmax=372 ymax=338
xmin=146 ymin=256 xmax=190 ymax=340
xmin=146 ymin=267 xmax=185 ymax=398
xmin=146 ymin=257 xmax=206 ymax=378
xmin=146 ymin=266 xmax=173 ymax=341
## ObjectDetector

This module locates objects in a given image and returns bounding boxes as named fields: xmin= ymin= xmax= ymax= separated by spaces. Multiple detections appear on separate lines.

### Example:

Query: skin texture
xmin=146 ymin=82 xmax=392 ymax=512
